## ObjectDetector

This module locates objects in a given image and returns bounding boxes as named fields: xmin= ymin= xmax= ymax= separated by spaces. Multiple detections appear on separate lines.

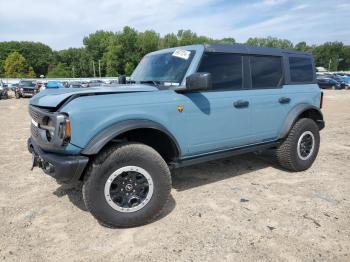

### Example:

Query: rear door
xmin=248 ymin=55 xmax=290 ymax=143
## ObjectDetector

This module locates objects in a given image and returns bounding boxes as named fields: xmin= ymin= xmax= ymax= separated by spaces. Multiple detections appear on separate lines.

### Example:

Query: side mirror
xmin=118 ymin=75 xmax=126 ymax=84
xmin=185 ymin=72 xmax=212 ymax=91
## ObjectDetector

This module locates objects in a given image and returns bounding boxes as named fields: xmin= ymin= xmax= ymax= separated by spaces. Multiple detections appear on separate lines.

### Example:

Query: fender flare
xmin=81 ymin=119 xmax=181 ymax=156
xmin=278 ymin=104 xmax=324 ymax=139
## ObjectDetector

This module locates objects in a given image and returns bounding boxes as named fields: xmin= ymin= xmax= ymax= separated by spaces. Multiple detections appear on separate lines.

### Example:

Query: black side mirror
xmin=118 ymin=75 xmax=126 ymax=84
xmin=186 ymin=72 xmax=212 ymax=91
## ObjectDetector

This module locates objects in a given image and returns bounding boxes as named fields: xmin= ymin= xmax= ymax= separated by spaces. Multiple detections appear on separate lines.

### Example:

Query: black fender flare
xmin=278 ymin=104 xmax=324 ymax=139
xmin=81 ymin=119 xmax=182 ymax=156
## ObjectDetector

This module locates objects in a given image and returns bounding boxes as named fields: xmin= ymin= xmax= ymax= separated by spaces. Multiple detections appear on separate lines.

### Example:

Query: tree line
xmin=0 ymin=26 xmax=349 ymax=78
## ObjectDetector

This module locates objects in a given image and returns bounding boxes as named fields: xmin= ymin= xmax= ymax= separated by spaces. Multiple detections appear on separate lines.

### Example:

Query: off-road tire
xmin=83 ymin=142 xmax=172 ymax=228
xmin=276 ymin=118 xmax=320 ymax=172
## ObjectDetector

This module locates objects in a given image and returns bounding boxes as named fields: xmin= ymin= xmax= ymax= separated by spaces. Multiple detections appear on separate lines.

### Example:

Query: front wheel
xmin=15 ymin=92 xmax=21 ymax=99
xmin=276 ymin=118 xmax=320 ymax=172
xmin=83 ymin=143 xmax=172 ymax=228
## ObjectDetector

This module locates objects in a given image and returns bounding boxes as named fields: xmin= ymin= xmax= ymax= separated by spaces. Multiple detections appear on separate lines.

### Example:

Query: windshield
xmin=131 ymin=50 xmax=195 ymax=85
xmin=20 ymin=81 xmax=35 ymax=87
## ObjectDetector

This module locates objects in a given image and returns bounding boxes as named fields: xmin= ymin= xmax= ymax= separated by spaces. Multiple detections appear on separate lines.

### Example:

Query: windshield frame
xmin=130 ymin=45 xmax=204 ymax=89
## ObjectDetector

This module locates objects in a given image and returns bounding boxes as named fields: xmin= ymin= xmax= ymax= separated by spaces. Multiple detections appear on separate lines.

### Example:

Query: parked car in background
xmin=340 ymin=76 xmax=350 ymax=89
xmin=0 ymin=80 xmax=9 ymax=100
xmin=317 ymin=78 xmax=342 ymax=89
xmin=69 ymin=81 xmax=84 ymax=88
xmin=15 ymin=80 xmax=39 ymax=98
xmin=88 ymin=80 xmax=104 ymax=87
xmin=329 ymin=75 xmax=347 ymax=89
xmin=81 ymin=81 xmax=89 ymax=88
xmin=46 ymin=81 xmax=64 ymax=89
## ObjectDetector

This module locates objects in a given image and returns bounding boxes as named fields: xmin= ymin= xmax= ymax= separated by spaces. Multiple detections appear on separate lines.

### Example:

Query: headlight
xmin=40 ymin=114 xmax=70 ymax=145
xmin=58 ymin=117 xmax=71 ymax=144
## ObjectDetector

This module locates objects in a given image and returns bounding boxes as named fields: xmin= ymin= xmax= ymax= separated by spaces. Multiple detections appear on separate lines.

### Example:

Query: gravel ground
xmin=0 ymin=90 xmax=349 ymax=262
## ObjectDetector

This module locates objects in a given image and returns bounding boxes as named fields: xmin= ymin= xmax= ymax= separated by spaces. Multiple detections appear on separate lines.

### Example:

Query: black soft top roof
xmin=203 ymin=43 xmax=312 ymax=57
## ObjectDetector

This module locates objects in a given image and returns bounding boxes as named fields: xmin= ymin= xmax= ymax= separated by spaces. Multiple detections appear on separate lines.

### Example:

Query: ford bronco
xmin=28 ymin=44 xmax=324 ymax=227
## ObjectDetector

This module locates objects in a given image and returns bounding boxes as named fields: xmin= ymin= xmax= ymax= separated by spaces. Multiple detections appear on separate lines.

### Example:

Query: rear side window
xmin=289 ymin=57 xmax=314 ymax=83
xmin=250 ymin=56 xmax=283 ymax=89
xmin=197 ymin=53 xmax=243 ymax=90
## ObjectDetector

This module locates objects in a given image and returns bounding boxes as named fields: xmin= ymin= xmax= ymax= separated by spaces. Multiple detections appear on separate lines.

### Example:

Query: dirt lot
xmin=0 ymin=90 xmax=349 ymax=262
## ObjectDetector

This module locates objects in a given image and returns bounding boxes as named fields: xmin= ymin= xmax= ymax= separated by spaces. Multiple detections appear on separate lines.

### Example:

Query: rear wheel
xmin=83 ymin=143 xmax=172 ymax=227
xmin=276 ymin=118 xmax=320 ymax=172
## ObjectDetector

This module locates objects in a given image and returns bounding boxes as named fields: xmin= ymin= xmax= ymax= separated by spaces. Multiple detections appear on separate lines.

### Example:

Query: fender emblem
xmin=177 ymin=105 xmax=184 ymax=113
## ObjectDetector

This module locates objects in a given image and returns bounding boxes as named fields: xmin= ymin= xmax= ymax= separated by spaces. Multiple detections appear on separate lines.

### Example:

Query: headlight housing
xmin=38 ymin=114 xmax=71 ymax=146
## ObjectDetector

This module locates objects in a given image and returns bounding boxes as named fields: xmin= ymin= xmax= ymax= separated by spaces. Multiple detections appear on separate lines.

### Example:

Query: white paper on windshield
xmin=172 ymin=49 xmax=191 ymax=60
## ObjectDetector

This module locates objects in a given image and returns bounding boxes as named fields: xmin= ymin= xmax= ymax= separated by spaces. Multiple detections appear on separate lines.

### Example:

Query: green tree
xmin=246 ymin=36 xmax=294 ymax=49
xmin=103 ymin=43 xmax=121 ymax=76
xmin=213 ymin=37 xmax=236 ymax=44
xmin=103 ymin=26 xmax=140 ymax=75
xmin=0 ymin=41 xmax=53 ymax=76
xmin=161 ymin=33 xmax=178 ymax=48
xmin=4 ymin=52 xmax=35 ymax=78
xmin=138 ymin=30 xmax=160 ymax=56
xmin=83 ymin=30 xmax=114 ymax=76
xmin=177 ymin=30 xmax=212 ymax=45
xmin=312 ymin=42 xmax=346 ymax=71
xmin=47 ymin=63 xmax=71 ymax=77
xmin=27 ymin=67 xmax=36 ymax=78
xmin=124 ymin=62 xmax=135 ymax=76
xmin=55 ymin=48 xmax=92 ymax=77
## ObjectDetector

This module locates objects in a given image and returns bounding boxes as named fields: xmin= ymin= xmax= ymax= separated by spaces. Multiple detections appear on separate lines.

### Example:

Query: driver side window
xmin=197 ymin=53 xmax=243 ymax=91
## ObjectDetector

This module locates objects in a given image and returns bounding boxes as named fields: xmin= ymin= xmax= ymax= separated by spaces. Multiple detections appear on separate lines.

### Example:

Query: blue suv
xmin=28 ymin=44 xmax=325 ymax=227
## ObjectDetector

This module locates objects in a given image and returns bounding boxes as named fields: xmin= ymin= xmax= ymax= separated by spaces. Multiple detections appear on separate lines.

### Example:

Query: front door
xmin=181 ymin=53 xmax=253 ymax=156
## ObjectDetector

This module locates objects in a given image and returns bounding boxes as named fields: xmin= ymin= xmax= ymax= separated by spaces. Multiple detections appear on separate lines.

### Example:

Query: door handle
xmin=279 ymin=97 xmax=291 ymax=104
xmin=233 ymin=100 xmax=249 ymax=108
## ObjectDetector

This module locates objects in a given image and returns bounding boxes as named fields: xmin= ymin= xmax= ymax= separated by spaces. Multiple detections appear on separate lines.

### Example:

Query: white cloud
xmin=0 ymin=0 xmax=349 ymax=49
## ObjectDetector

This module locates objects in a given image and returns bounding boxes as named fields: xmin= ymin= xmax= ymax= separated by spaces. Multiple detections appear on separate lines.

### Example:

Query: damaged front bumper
xmin=28 ymin=137 xmax=89 ymax=183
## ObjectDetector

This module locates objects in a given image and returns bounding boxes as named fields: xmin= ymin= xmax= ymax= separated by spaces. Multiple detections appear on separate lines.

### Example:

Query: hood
xmin=30 ymin=84 xmax=158 ymax=108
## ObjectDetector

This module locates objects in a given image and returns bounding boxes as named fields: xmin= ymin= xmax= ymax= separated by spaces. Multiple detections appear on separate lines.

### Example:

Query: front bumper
xmin=28 ymin=137 xmax=89 ymax=183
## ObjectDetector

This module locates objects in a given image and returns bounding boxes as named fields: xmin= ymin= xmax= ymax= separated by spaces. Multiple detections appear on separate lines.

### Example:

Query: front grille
xmin=23 ymin=88 xmax=34 ymax=93
xmin=30 ymin=106 xmax=44 ymax=124
xmin=31 ymin=124 xmax=40 ymax=138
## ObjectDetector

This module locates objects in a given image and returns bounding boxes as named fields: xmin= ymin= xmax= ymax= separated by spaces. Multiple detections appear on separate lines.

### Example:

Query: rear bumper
xmin=28 ymin=137 xmax=89 ymax=183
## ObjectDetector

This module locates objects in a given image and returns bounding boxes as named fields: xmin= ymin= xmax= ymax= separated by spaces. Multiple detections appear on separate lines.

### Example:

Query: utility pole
xmin=328 ymin=58 xmax=331 ymax=71
xmin=98 ymin=60 xmax=101 ymax=78
xmin=92 ymin=61 xmax=96 ymax=77
xmin=72 ymin=66 xmax=75 ymax=78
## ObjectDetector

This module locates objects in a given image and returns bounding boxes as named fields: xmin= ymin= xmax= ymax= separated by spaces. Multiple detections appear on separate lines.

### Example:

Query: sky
xmin=0 ymin=0 xmax=349 ymax=50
